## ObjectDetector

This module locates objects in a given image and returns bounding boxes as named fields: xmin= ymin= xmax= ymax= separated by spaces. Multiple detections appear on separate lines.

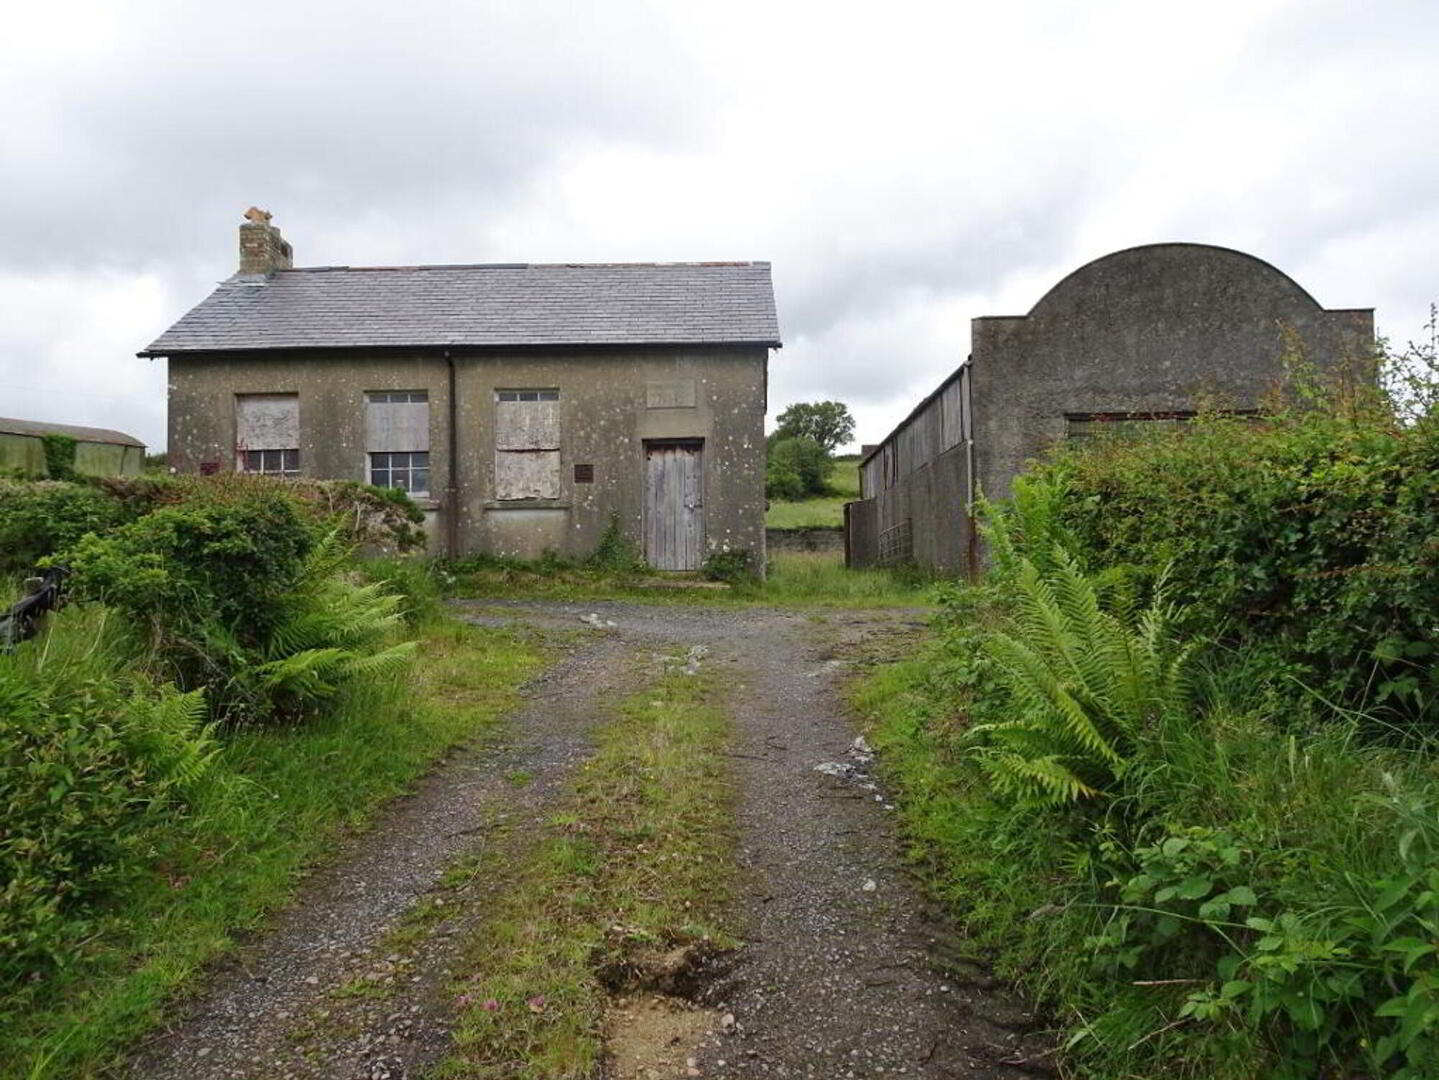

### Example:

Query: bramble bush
xmin=0 ymin=608 xmax=214 ymax=989
xmin=57 ymin=482 xmax=415 ymax=723
xmin=0 ymin=480 xmax=130 ymax=575
xmin=0 ymin=475 xmax=429 ymax=1067
xmin=62 ymin=479 xmax=315 ymax=643
xmin=1 ymin=473 xmax=425 ymax=580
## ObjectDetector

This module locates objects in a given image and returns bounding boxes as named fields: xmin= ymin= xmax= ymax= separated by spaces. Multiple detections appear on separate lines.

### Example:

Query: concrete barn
xmin=846 ymin=243 xmax=1375 ymax=574
xmin=0 ymin=417 xmax=145 ymax=477
xmin=143 ymin=210 xmax=781 ymax=568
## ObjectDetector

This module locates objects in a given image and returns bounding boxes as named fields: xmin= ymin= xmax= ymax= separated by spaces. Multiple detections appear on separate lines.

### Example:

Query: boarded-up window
xmin=366 ymin=391 xmax=429 ymax=451
xmin=367 ymin=391 xmax=430 ymax=495
xmin=495 ymin=389 xmax=560 ymax=500
xmin=236 ymin=393 xmax=299 ymax=475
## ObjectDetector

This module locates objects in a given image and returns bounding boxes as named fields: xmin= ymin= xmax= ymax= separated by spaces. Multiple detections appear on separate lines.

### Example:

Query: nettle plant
xmin=1093 ymin=810 xmax=1439 ymax=1079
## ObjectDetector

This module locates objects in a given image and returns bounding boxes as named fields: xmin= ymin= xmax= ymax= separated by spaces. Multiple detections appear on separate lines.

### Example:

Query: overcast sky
xmin=2 ymin=0 xmax=1436 ymax=452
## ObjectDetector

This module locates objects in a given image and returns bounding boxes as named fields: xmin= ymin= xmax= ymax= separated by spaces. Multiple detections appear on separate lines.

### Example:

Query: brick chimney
xmin=238 ymin=207 xmax=293 ymax=275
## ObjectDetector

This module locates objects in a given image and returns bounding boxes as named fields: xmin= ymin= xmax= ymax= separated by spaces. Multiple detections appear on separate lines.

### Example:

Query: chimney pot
xmin=238 ymin=208 xmax=293 ymax=275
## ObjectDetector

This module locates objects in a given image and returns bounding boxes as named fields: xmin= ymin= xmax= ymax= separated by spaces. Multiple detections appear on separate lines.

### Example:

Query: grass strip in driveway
xmin=447 ymin=550 xmax=933 ymax=609
xmin=7 ymin=618 xmax=545 ymax=1080
xmin=435 ymin=658 xmax=734 ymax=1079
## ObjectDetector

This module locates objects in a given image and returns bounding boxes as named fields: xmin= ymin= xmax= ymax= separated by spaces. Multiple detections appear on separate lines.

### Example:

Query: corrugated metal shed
xmin=140 ymin=261 xmax=782 ymax=355
xmin=0 ymin=417 xmax=145 ymax=448
xmin=0 ymin=417 xmax=146 ymax=477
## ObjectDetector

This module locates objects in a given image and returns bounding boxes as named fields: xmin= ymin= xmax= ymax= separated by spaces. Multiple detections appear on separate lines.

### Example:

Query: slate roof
xmin=141 ymin=262 xmax=781 ymax=355
xmin=0 ymin=416 xmax=145 ymax=447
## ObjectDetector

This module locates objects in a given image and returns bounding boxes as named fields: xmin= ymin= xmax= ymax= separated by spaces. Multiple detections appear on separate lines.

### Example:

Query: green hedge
xmin=1032 ymin=410 xmax=1439 ymax=725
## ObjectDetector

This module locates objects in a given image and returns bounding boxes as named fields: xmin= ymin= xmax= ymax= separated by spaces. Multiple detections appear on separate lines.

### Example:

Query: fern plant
xmin=243 ymin=531 xmax=417 ymax=719
xmin=969 ymin=550 xmax=1193 ymax=806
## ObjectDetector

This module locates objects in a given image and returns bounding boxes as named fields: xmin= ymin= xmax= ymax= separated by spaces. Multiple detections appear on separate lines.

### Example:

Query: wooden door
xmin=644 ymin=440 xmax=704 ymax=570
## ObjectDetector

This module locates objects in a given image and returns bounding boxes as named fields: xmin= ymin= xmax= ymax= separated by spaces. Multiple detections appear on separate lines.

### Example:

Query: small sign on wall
xmin=646 ymin=380 xmax=697 ymax=409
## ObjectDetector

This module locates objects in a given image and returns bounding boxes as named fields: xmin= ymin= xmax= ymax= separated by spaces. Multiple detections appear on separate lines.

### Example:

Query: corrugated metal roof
xmin=0 ymin=416 xmax=145 ymax=448
xmin=142 ymin=261 xmax=782 ymax=355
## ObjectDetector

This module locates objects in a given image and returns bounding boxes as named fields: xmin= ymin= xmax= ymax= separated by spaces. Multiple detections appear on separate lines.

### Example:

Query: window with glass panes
xmin=369 ymin=450 xmax=429 ymax=494
xmin=365 ymin=390 xmax=430 ymax=496
xmin=243 ymin=448 xmax=300 ymax=476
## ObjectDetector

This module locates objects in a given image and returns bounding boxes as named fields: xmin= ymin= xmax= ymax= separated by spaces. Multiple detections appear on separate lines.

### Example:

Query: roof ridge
xmin=276 ymin=260 xmax=771 ymax=274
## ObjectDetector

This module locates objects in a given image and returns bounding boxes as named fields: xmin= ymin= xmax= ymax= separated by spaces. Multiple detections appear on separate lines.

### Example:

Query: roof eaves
xmin=138 ymin=336 xmax=782 ymax=359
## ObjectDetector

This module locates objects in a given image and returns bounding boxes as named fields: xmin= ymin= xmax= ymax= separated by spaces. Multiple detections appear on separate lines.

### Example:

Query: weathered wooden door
xmin=644 ymin=440 xmax=704 ymax=570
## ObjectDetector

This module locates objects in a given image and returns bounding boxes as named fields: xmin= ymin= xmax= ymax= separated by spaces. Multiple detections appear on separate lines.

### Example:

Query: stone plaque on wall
xmin=646 ymin=380 xmax=697 ymax=409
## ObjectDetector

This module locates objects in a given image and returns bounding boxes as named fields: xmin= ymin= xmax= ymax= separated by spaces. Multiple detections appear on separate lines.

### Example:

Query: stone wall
xmin=766 ymin=526 xmax=844 ymax=554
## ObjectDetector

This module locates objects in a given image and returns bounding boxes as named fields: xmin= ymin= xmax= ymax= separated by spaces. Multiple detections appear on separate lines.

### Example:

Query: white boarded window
xmin=495 ymin=389 xmax=560 ymax=500
xmin=366 ymin=391 xmax=430 ymax=495
xmin=236 ymin=393 xmax=299 ymax=475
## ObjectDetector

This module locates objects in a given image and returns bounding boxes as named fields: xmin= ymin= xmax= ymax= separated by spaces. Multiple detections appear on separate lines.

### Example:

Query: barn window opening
xmin=366 ymin=390 xmax=430 ymax=496
xmin=236 ymin=393 xmax=299 ymax=477
xmin=495 ymin=388 xmax=561 ymax=500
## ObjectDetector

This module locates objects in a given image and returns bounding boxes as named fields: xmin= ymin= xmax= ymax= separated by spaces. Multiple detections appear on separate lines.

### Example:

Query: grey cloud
xmin=0 ymin=1 xmax=710 ymax=275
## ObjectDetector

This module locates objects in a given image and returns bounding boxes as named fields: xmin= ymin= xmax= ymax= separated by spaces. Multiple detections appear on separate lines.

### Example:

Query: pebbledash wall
xmin=848 ymin=244 xmax=1376 ymax=575
xmin=166 ymin=345 xmax=768 ymax=560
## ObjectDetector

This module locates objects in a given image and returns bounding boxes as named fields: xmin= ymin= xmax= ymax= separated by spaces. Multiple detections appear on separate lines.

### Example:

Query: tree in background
xmin=772 ymin=400 xmax=855 ymax=454
xmin=765 ymin=435 xmax=830 ymax=500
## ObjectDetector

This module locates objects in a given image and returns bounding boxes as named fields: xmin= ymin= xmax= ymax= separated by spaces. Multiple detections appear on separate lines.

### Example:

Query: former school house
xmin=845 ymin=243 xmax=1375 ymax=575
xmin=142 ymin=210 xmax=781 ymax=568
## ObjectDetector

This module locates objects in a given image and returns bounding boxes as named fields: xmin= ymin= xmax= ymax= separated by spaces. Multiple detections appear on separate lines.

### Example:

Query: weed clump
xmin=702 ymin=547 xmax=755 ymax=583
xmin=586 ymin=514 xmax=644 ymax=574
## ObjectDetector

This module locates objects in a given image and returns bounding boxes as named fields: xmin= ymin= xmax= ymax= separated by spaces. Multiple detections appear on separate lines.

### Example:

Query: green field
xmin=765 ymin=454 xmax=860 ymax=528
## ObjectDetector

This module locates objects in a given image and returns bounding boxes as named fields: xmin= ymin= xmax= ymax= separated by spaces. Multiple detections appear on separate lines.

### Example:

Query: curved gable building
xmin=849 ymin=244 xmax=1374 ymax=573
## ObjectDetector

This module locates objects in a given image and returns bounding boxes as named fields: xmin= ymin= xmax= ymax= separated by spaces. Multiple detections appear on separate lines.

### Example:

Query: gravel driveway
xmin=126 ymin=599 xmax=1049 ymax=1080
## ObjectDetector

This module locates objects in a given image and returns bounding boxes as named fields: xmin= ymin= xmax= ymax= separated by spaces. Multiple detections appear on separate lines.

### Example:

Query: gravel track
xmin=127 ymin=599 xmax=1049 ymax=1079
xmin=128 ymin=629 xmax=638 ymax=1080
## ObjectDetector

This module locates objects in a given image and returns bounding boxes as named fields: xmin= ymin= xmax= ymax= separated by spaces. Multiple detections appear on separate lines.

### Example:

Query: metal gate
xmin=644 ymin=440 xmax=704 ymax=570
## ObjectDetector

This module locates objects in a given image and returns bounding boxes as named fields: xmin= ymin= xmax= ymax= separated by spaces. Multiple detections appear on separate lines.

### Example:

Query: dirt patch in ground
xmin=605 ymin=995 xmax=722 ymax=1079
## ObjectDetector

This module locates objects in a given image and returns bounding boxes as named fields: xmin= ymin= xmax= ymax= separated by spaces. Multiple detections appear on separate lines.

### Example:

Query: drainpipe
xmin=445 ymin=350 xmax=460 ymax=559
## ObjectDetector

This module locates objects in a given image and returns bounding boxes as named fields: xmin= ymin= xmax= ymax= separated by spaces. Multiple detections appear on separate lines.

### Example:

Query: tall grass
xmin=445 ymin=550 xmax=930 ymax=609
xmin=740 ymin=551 xmax=931 ymax=606
xmin=4 ymin=612 xmax=544 ymax=1080
xmin=764 ymin=454 xmax=861 ymax=528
